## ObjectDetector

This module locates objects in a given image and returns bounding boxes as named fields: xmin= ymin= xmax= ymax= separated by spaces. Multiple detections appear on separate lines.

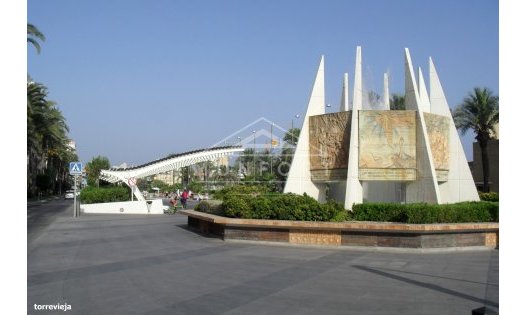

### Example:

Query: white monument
xmin=284 ymin=47 xmax=479 ymax=208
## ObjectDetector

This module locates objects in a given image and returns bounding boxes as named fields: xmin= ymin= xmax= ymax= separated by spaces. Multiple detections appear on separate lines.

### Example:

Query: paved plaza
xmin=28 ymin=201 xmax=498 ymax=314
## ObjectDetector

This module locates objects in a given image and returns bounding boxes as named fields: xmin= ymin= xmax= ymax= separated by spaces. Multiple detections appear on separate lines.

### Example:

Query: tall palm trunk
xmin=479 ymin=140 xmax=490 ymax=193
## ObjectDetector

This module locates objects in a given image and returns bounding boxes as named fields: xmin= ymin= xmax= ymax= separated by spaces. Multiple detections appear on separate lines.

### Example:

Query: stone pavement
xmin=28 ymin=208 xmax=498 ymax=314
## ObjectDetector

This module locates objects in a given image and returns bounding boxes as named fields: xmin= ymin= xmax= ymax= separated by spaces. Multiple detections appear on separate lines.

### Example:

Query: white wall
xmin=80 ymin=199 xmax=166 ymax=214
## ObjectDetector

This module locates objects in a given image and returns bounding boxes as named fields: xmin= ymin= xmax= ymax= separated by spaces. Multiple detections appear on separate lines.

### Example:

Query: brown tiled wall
xmin=289 ymin=229 xmax=341 ymax=245
xmin=186 ymin=216 xmax=498 ymax=249
xmin=224 ymin=226 xmax=289 ymax=242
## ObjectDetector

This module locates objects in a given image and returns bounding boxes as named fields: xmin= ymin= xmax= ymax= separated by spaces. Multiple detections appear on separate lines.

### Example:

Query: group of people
xmin=169 ymin=189 xmax=190 ymax=209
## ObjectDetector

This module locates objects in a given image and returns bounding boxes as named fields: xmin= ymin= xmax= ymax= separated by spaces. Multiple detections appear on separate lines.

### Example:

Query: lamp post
xmin=270 ymin=123 xmax=274 ymax=175
xmin=290 ymin=114 xmax=300 ymax=146
xmin=252 ymin=130 xmax=256 ymax=177
xmin=291 ymin=114 xmax=300 ymax=129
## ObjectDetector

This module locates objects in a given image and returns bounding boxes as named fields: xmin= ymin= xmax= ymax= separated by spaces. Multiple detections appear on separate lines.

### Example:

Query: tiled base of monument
xmin=182 ymin=210 xmax=498 ymax=249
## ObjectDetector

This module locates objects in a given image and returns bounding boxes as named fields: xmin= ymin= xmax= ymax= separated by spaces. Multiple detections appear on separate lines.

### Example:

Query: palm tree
xmin=27 ymin=77 xmax=74 ymax=196
xmin=27 ymin=23 xmax=46 ymax=54
xmin=453 ymin=87 xmax=499 ymax=193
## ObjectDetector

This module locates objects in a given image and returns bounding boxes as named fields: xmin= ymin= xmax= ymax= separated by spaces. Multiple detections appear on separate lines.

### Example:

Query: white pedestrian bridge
xmin=99 ymin=145 xmax=243 ymax=201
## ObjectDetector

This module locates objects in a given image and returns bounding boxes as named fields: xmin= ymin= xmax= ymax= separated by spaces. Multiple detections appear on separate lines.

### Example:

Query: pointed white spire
xmin=429 ymin=57 xmax=450 ymax=116
xmin=340 ymin=73 xmax=349 ymax=111
xmin=418 ymin=67 xmax=431 ymax=113
xmin=404 ymin=48 xmax=441 ymax=204
xmin=283 ymin=55 xmax=326 ymax=200
xmin=383 ymin=72 xmax=390 ymax=110
xmin=352 ymin=46 xmax=363 ymax=110
xmin=428 ymin=57 xmax=480 ymax=203
xmin=404 ymin=48 xmax=421 ymax=111
xmin=345 ymin=46 xmax=364 ymax=208
xmin=305 ymin=55 xmax=326 ymax=117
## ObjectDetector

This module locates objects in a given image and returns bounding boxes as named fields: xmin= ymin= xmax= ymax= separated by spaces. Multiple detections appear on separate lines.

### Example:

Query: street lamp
xmin=292 ymin=114 xmax=300 ymax=130
xmin=252 ymin=130 xmax=256 ymax=177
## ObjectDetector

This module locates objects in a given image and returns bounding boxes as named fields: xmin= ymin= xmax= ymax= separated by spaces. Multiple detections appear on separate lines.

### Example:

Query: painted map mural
xmin=358 ymin=111 xmax=416 ymax=180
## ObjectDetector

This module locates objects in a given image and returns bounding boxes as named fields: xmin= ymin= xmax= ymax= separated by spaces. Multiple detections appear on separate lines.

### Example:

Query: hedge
xmin=479 ymin=191 xmax=499 ymax=202
xmin=198 ymin=185 xmax=348 ymax=222
xmin=196 ymin=185 xmax=499 ymax=224
xmin=80 ymin=186 xmax=130 ymax=204
xmin=351 ymin=202 xmax=498 ymax=224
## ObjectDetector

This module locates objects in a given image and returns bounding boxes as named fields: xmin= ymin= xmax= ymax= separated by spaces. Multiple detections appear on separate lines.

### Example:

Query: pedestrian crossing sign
xmin=69 ymin=162 xmax=83 ymax=175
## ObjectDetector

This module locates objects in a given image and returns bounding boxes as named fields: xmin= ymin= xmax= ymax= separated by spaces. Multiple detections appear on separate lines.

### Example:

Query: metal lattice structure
xmin=100 ymin=146 xmax=243 ymax=201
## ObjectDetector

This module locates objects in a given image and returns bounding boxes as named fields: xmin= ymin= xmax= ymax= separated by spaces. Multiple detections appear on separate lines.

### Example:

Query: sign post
xmin=69 ymin=162 xmax=83 ymax=217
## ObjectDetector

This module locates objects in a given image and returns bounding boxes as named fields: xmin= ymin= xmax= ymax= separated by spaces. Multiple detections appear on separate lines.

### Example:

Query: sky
xmin=27 ymin=0 xmax=498 ymax=166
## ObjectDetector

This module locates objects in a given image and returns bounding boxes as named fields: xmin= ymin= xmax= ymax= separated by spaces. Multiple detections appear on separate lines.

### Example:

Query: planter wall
xmin=181 ymin=210 xmax=498 ymax=249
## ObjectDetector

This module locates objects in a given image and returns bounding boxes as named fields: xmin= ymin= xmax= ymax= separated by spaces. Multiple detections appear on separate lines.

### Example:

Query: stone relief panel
xmin=309 ymin=111 xmax=352 ymax=171
xmin=423 ymin=112 xmax=450 ymax=171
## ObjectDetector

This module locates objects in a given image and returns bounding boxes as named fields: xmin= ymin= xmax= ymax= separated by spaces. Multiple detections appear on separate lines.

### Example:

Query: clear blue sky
xmin=27 ymin=0 xmax=498 ymax=166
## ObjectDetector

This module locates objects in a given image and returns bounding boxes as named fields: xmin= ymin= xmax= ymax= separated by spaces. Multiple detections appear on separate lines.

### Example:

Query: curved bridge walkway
xmin=100 ymin=145 xmax=243 ymax=201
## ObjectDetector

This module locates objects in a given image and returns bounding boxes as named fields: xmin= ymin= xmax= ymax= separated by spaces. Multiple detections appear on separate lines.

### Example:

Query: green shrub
xmin=79 ymin=186 xmax=130 ymax=204
xmin=194 ymin=200 xmax=225 ymax=216
xmin=214 ymin=185 xmax=270 ymax=201
xmin=479 ymin=191 xmax=499 ymax=202
xmin=351 ymin=203 xmax=408 ymax=222
xmin=194 ymin=200 xmax=211 ymax=212
xmin=322 ymin=200 xmax=349 ymax=222
xmin=249 ymin=196 xmax=273 ymax=219
xmin=223 ymin=197 xmax=252 ymax=218
xmin=351 ymin=201 xmax=498 ymax=223
xmin=205 ymin=190 xmax=348 ymax=222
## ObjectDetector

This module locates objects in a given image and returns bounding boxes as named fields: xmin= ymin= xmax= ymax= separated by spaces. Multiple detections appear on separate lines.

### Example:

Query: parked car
xmin=64 ymin=190 xmax=75 ymax=199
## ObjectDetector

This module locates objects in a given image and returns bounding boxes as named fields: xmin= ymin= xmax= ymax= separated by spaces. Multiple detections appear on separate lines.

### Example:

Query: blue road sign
xmin=69 ymin=162 xmax=83 ymax=175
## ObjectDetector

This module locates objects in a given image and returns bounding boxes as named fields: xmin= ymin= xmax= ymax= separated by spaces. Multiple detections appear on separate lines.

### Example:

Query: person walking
xmin=181 ymin=189 xmax=189 ymax=209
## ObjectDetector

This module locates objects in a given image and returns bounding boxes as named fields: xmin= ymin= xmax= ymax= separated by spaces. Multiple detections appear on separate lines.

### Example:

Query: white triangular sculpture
xmin=340 ymin=73 xmax=349 ymax=112
xmin=429 ymin=57 xmax=479 ymax=202
xmin=404 ymin=48 xmax=441 ymax=204
xmin=285 ymin=48 xmax=478 ymax=207
xmin=283 ymin=56 xmax=327 ymax=201
xmin=344 ymin=46 xmax=364 ymax=208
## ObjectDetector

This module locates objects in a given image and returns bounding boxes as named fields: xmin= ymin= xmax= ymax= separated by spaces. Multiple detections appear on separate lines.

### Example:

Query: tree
xmin=367 ymin=91 xmax=381 ymax=107
xmin=85 ymin=156 xmax=111 ymax=187
xmin=28 ymin=23 xmax=45 ymax=54
xmin=453 ymin=87 xmax=499 ymax=192
xmin=27 ymin=78 xmax=75 ymax=197
xmin=390 ymin=93 xmax=405 ymax=110
xmin=284 ymin=128 xmax=300 ymax=146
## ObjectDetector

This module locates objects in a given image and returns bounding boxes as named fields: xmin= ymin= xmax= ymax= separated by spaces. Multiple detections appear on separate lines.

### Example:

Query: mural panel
xmin=309 ymin=111 xmax=352 ymax=172
xmin=358 ymin=111 xmax=416 ymax=180
xmin=424 ymin=112 xmax=450 ymax=171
